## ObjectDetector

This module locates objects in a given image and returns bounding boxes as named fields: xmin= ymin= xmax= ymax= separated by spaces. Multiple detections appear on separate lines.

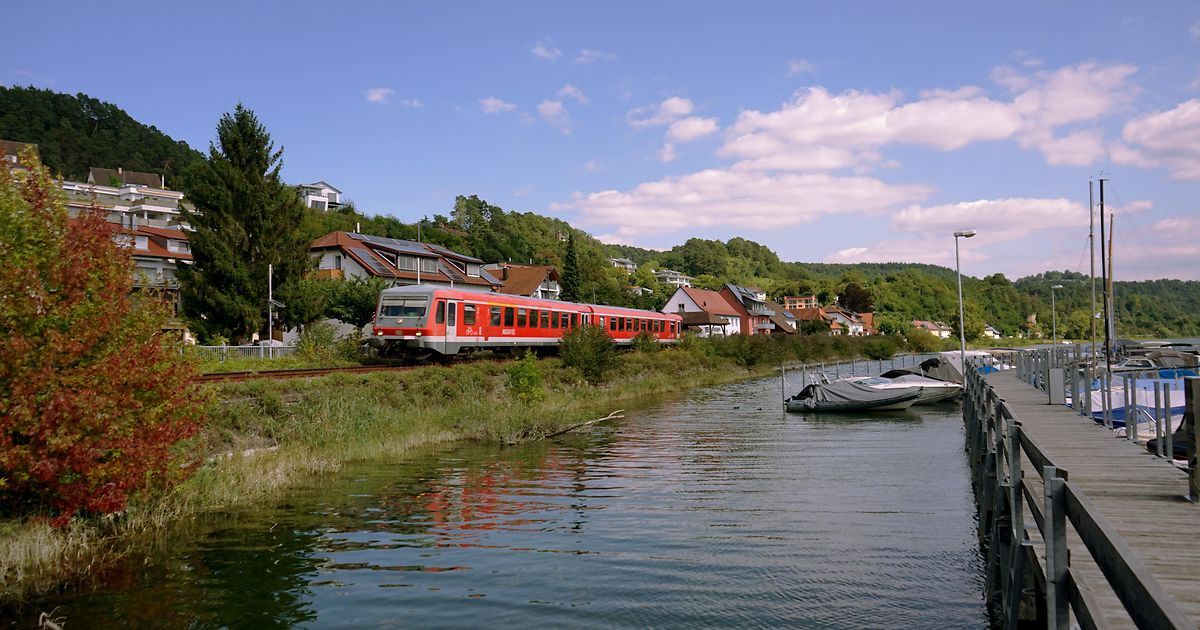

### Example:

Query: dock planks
xmin=984 ymin=371 xmax=1199 ymax=628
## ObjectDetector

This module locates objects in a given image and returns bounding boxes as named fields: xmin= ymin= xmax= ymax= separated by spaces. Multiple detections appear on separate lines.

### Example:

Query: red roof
xmin=489 ymin=264 xmax=559 ymax=296
xmin=679 ymin=287 xmax=741 ymax=316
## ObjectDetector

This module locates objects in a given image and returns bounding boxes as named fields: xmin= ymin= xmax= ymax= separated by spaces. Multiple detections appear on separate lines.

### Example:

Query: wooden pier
xmin=965 ymin=359 xmax=1199 ymax=628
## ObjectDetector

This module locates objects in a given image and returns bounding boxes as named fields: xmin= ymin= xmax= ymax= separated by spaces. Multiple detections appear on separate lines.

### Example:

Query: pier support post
xmin=1187 ymin=377 xmax=1198 ymax=503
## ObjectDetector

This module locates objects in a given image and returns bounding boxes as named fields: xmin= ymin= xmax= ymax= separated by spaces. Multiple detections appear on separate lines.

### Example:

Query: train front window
xmin=435 ymin=301 xmax=445 ymax=324
xmin=380 ymin=298 xmax=428 ymax=321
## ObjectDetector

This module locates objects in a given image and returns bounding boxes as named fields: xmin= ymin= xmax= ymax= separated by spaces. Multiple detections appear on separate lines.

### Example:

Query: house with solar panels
xmin=310 ymin=231 xmax=502 ymax=290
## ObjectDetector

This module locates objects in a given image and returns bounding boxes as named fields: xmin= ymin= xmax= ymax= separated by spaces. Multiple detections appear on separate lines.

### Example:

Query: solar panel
xmin=438 ymin=261 xmax=465 ymax=281
xmin=349 ymin=247 xmax=395 ymax=276
xmin=353 ymin=234 xmax=430 ymax=257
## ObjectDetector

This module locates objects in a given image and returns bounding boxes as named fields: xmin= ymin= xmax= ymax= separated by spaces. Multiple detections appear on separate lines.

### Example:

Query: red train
xmin=369 ymin=285 xmax=682 ymax=359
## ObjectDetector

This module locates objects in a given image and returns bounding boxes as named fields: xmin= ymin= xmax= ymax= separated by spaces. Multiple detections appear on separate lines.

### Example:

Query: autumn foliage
xmin=0 ymin=153 xmax=202 ymax=525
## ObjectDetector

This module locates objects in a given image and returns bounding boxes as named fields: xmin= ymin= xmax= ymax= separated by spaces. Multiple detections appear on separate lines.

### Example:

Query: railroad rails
xmin=196 ymin=365 xmax=413 ymax=383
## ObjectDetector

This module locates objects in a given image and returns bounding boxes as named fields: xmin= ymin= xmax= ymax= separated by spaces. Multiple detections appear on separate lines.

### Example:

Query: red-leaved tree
xmin=0 ymin=152 xmax=203 ymax=525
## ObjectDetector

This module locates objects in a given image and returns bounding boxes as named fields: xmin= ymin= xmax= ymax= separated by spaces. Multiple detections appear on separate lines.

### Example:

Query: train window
xmin=540 ymin=310 xmax=550 ymax=328
xmin=448 ymin=303 xmax=456 ymax=326
xmin=609 ymin=317 xmax=617 ymax=331
xmin=551 ymin=311 xmax=560 ymax=328
xmin=626 ymin=318 xmax=633 ymax=331
xmin=570 ymin=313 xmax=578 ymax=328
xmin=616 ymin=317 xmax=624 ymax=332
xmin=490 ymin=306 xmax=501 ymax=327
xmin=380 ymin=298 xmax=428 ymax=320
xmin=435 ymin=301 xmax=446 ymax=324
xmin=504 ymin=307 xmax=515 ymax=327
xmin=463 ymin=304 xmax=477 ymax=325
xmin=529 ymin=309 xmax=538 ymax=328
xmin=517 ymin=308 xmax=527 ymax=327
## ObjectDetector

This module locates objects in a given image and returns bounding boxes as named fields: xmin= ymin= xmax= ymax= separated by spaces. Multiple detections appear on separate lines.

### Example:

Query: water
xmin=10 ymin=377 xmax=987 ymax=628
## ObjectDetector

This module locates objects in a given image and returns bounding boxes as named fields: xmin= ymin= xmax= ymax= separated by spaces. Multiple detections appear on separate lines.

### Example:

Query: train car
xmin=369 ymin=285 xmax=682 ymax=359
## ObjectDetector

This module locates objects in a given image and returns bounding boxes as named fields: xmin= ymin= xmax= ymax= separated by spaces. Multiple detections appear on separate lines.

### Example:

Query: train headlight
xmin=375 ymin=330 xmax=383 ymax=336
xmin=415 ymin=332 xmax=422 ymax=337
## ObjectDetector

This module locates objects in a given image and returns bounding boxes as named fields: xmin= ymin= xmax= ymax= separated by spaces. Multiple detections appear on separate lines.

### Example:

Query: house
xmin=859 ymin=312 xmax=877 ymax=335
xmin=983 ymin=324 xmax=1002 ymax=339
xmin=608 ymin=257 xmax=637 ymax=273
xmin=296 ymin=181 xmax=343 ymax=211
xmin=1 ymin=139 xmax=38 ymax=170
xmin=61 ymin=167 xmax=188 ymax=229
xmin=653 ymin=268 xmax=694 ymax=288
xmin=483 ymin=263 xmax=561 ymax=300
xmin=788 ymin=307 xmax=832 ymax=334
xmin=719 ymin=284 xmax=775 ymax=336
xmin=761 ymin=301 xmax=797 ymax=334
xmin=782 ymin=295 xmax=818 ymax=310
xmin=825 ymin=305 xmax=865 ymax=336
xmin=913 ymin=320 xmax=953 ymax=339
xmin=662 ymin=287 xmax=742 ymax=337
xmin=310 ymin=231 xmax=502 ymax=290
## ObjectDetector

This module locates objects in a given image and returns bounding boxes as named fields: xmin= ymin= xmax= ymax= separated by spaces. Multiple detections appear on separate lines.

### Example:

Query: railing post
xmin=1164 ymin=384 xmax=1173 ymax=463
xmin=1126 ymin=374 xmax=1136 ymax=440
xmin=1043 ymin=466 xmax=1069 ymax=629
xmin=1154 ymin=381 xmax=1164 ymax=457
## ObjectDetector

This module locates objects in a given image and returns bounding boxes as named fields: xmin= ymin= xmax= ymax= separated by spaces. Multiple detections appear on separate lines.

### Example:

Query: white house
xmin=296 ymin=181 xmax=343 ymax=211
xmin=310 ymin=231 xmax=502 ymax=290
xmin=662 ymin=287 xmax=742 ymax=337
xmin=608 ymin=257 xmax=637 ymax=273
xmin=62 ymin=167 xmax=188 ymax=229
xmin=653 ymin=268 xmax=694 ymax=288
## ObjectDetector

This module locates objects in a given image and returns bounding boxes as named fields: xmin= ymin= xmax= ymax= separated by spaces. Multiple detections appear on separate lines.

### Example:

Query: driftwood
xmin=542 ymin=409 xmax=625 ymax=440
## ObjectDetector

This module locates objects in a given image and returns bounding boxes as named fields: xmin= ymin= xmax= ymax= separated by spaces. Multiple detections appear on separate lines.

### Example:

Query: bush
xmin=904 ymin=329 xmax=941 ymax=353
xmin=296 ymin=321 xmax=339 ymax=359
xmin=861 ymin=338 xmax=897 ymax=360
xmin=560 ymin=324 xmax=618 ymax=383
xmin=505 ymin=350 xmax=546 ymax=403
xmin=711 ymin=334 xmax=781 ymax=368
xmin=631 ymin=331 xmax=659 ymax=353
xmin=0 ymin=154 xmax=203 ymax=525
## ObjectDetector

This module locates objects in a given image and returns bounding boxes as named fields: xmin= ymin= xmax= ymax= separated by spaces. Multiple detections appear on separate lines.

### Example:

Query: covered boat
xmin=786 ymin=380 xmax=923 ymax=413
xmin=851 ymin=374 xmax=962 ymax=404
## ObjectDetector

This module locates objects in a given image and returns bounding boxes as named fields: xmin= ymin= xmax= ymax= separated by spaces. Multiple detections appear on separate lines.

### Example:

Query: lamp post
xmin=954 ymin=230 xmax=976 ymax=380
xmin=1050 ymin=284 xmax=1064 ymax=345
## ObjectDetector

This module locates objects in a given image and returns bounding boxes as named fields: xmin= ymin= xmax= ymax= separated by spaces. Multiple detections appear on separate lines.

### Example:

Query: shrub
xmin=560 ymin=324 xmax=618 ymax=383
xmin=296 ymin=321 xmax=339 ymax=359
xmin=0 ymin=154 xmax=203 ymax=525
xmin=505 ymin=350 xmax=546 ymax=403
xmin=861 ymin=338 xmax=897 ymax=360
xmin=711 ymin=334 xmax=781 ymax=368
xmin=631 ymin=331 xmax=659 ymax=353
xmin=904 ymin=329 xmax=941 ymax=353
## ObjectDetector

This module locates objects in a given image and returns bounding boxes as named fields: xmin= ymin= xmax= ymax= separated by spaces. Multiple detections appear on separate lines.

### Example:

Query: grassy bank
xmin=1 ymin=334 xmax=895 ymax=602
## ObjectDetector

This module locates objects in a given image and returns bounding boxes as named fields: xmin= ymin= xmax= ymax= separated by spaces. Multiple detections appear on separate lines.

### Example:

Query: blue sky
xmin=8 ymin=2 xmax=1200 ymax=279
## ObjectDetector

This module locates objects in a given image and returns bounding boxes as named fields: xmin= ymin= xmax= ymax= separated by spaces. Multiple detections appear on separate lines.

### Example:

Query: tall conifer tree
xmin=560 ymin=231 xmax=581 ymax=303
xmin=177 ymin=105 xmax=312 ymax=342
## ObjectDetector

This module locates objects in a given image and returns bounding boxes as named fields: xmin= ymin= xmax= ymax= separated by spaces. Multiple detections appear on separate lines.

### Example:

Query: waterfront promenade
xmin=972 ymin=369 xmax=1200 ymax=628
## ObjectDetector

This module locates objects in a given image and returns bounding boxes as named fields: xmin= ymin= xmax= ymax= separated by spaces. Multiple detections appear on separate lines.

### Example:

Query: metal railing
xmin=964 ymin=361 xmax=1195 ymax=628
xmin=189 ymin=345 xmax=299 ymax=361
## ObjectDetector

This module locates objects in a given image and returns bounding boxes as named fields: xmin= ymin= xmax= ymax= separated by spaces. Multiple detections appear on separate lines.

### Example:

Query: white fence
xmin=190 ymin=345 xmax=299 ymax=361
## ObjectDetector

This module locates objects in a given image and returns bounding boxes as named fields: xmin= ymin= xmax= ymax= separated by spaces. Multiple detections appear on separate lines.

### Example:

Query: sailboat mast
xmin=1089 ymin=180 xmax=1096 ymax=363
xmin=1108 ymin=214 xmax=1116 ymax=349
xmin=1098 ymin=178 xmax=1111 ymax=375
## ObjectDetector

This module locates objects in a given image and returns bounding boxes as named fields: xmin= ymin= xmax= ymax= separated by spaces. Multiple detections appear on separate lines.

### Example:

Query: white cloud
xmin=575 ymin=48 xmax=617 ymax=64
xmin=584 ymin=159 xmax=602 ymax=173
xmin=892 ymin=197 xmax=1089 ymax=241
xmin=1191 ymin=22 xmax=1200 ymax=40
xmin=537 ymin=99 xmax=571 ymax=132
xmin=666 ymin=116 xmax=719 ymax=143
xmin=1037 ymin=129 xmax=1106 ymax=166
xmin=397 ymin=98 xmax=423 ymax=108
xmin=627 ymin=97 xmax=695 ymax=127
xmin=480 ymin=96 xmax=517 ymax=114
xmin=532 ymin=39 xmax=561 ymax=60
xmin=1119 ymin=99 xmax=1200 ymax=179
xmin=823 ymin=237 xmax=989 ymax=267
xmin=364 ymin=87 xmax=395 ymax=104
xmin=786 ymin=59 xmax=816 ymax=76
xmin=557 ymin=84 xmax=588 ymax=104
xmin=512 ymin=185 xmax=534 ymax=197
xmin=557 ymin=170 xmax=932 ymax=241
xmin=658 ymin=144 xmax=678 ymax=162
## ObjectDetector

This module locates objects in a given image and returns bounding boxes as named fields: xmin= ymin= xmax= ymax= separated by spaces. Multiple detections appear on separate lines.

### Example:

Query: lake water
xmin=10 ymin=376 xmax=988 ymax=628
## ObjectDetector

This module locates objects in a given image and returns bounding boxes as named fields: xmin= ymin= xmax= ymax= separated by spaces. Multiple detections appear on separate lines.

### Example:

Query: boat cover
xmin=788 ymin=379 xmax=920 ymax=411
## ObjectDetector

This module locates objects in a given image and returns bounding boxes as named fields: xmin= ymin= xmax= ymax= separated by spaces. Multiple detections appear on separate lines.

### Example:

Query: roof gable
xmin=680 ymin=287 xmax=741 ymax=316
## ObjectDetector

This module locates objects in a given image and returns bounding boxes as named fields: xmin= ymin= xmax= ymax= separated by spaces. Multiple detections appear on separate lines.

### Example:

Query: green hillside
xmin=0 ymin=85 xmax=204 ymax=186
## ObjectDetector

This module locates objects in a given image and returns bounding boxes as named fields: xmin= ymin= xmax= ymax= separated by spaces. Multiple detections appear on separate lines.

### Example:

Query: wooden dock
xmin=967 ymin=365 xmax=1200 ymax=629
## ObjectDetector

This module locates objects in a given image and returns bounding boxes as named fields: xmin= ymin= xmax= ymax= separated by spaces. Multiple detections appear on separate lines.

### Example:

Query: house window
xmin=463 ymin=304 xmax=477 ymax=325
xmin=310 ymin=199 xmax=326 ymax=210
xmin=420 ymin=257 xmax=437 ymax=273
xmin=490 ymin=306 xmax=501 ymax=327
xmin=167 ymin=239 xmax=190 ymax=254
xmin=504 ymin=307 xmax=515 ymax=327
xmin=334 ymin=255 xmax=342 ymax=270
xmin=392 ymin=255 xmax=416 ymax=271
xmin=467 ymin=263 xmax=481 ymax=277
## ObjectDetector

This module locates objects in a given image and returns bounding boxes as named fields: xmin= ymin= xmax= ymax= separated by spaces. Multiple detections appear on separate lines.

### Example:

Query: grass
xmin=0 ymin=337 xmax=863 ymax=603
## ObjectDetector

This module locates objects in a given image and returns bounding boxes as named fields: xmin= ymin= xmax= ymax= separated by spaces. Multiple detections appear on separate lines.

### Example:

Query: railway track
xmin=196 ymin=365 xmax=414 ymax=383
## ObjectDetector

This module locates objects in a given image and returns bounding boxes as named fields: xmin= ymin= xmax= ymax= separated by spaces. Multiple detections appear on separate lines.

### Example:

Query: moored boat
xmin=785 ymin=380 xmax=923 ymax=413
xmin=853 ymin=373 xmax=963 ymax=404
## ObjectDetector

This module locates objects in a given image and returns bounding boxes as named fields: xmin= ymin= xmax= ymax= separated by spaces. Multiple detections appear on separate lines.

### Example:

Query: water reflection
xmin=12 ymin=377 xmax=987 ymax=629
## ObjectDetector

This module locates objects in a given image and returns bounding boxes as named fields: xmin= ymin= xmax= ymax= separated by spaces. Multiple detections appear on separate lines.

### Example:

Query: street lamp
xmin=1050 ymin=284 xmax=1064 ymax=345
xmin=954 ymin=230 xmax=976 ymax=380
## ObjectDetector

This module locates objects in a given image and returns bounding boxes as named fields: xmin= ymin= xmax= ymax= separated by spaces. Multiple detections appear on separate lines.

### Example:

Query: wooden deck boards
xmin=985 ymin=371 xmax=1199 ymax=628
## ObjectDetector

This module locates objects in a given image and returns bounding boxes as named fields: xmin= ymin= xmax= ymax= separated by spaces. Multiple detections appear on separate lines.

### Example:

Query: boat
xmin=785 ymin=379 xmax=923 ymax=413
xmin=867 ymin=373 xmax=964 ymax=403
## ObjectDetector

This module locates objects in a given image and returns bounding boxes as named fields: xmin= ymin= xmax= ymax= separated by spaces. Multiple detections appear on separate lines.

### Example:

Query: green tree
xmin=177 ymin=105 xmax=313 ymax=342
xmin=561 ymin=231 xmax=582 ymax=302
xmin=0 ymin=154 xmax=201 ymax=524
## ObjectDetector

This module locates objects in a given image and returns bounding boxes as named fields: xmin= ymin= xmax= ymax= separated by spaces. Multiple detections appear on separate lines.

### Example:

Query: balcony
xmin=313 ymin=268 xmax=345 ymax=280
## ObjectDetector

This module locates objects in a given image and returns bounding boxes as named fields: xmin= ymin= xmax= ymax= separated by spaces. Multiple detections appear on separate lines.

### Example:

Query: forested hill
xmin=0 ymin=86 xmax=204 ymax=186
